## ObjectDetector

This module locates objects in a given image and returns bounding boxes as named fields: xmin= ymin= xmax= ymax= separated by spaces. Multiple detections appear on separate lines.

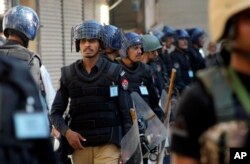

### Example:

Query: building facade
xmin=158 ymin=0 xmax=208 ymax=34
xmin=0 ymin=0 xmax=109 ymax=87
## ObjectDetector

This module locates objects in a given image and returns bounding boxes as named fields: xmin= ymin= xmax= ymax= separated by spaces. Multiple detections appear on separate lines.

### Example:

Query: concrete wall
xmin=158 ymin=0 xmax=208 ymax=33
xmin=110 ymin=0 xmax=138 ymax=31
xmin=110 ymin=0 xmax=149 ymax=33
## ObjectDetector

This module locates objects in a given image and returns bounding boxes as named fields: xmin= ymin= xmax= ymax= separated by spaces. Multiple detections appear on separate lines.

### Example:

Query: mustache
xmin=82 ymin=48 xmax=94 ymax=53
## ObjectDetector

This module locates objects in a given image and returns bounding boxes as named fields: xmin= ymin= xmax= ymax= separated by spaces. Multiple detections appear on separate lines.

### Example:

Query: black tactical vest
xmin=62 ymin=58 xmax=123 ymax=147
xmin=120 ymin=62 xmax=152 ymax=104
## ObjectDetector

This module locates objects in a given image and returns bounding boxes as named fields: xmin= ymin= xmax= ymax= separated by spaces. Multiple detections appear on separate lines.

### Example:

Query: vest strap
xmin=227 ymin=67 xmax=250 ymax=115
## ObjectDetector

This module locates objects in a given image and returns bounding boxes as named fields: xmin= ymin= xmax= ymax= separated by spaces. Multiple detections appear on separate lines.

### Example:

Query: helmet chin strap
xmin=124 ymin=54 xmax=139 ymax=68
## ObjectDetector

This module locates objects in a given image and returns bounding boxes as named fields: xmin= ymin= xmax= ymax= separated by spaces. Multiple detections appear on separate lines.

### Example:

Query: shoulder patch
xmin=121 ymin=78 xmax=129 ymax=90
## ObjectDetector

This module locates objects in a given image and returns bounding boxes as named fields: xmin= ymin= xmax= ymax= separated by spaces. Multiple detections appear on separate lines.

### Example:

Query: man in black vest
xmin=119 ymin=32 xmax=164 ymax=121
xmin=49 ymin=20 xmax=133 ymax=164
xmin=187 ymin=27 xmax=206 ymax=76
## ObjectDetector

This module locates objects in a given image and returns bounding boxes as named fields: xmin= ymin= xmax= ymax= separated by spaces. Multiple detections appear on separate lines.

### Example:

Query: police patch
xmin=121 ymin=78 xmax=129 ymax=90
xmin=157 ymin=64 xmax=161 ymax=72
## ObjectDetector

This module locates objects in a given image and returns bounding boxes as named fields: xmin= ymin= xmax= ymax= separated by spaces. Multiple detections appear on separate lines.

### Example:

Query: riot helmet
xmin=174 ymin=29 xmax=189 ymax=50
xmin=189 ymin=28 xmax=205 ymax=44
xmin=120 ymin=32 xmax=142 ymax=58
xmin=175 ymin=29 xmax=189 ymax=39
xmin=103 ymin=24 xmax=122 ymax=50
xmin=3 ymin=5 xmax=40 ymax=41
xmin=161 ymin=26 xmax=175 ymax=42
xmin=142 ymin=34 xmax=162 ymax=52
xmin=188 ymin=27 xmax=206 ymax=48
xmin=209 ymin=0 xmax=250 ymax=42
xmin=162 ymin=26 xmax=175 ymax=36
xmin=73 ymin=20 xmax=103 ymax=52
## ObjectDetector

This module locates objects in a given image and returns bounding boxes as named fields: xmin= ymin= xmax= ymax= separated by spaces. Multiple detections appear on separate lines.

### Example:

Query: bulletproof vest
xmin=0 ymin=44 xmax=42 ymax=85
xmin=150 ymin=61 xmax=166 ymax=97
xmin=120 ymin=62 xmax=151 ymax=104
xmin=0 ymin=44 xmax=41 ymax=66
xmin=189 ymin=47 xmax=206 ymax=75
xmin=170 ymin=49 xmax=193 ymax=92
xmin=62 ymin=58 xmax=123 ymax=147
xmin=197 ymin=66 xmax=250 ymax=164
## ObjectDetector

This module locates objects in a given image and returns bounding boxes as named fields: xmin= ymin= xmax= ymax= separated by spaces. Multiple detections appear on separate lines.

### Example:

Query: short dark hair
xmin=6 ymin=29 xmax=29 ymax=47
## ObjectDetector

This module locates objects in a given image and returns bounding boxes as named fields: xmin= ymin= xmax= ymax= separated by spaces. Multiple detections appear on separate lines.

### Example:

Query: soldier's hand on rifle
xmin=65 ymin=129 xmax=86 ymax=150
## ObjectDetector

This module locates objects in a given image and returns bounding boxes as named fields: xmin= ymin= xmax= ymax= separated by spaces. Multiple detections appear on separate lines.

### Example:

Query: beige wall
xmin=158 ymin=0 xmax=208 ymax=33
xmin=144 ymin=0 xmax=157 ymax=32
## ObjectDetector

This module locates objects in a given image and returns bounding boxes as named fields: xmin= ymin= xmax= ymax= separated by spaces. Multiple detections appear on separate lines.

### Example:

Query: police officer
xmin=170 ymin=29 xmax=193 ymax=93
xmin=160 ymin=26 xmax=175 ymax=77
xmin=119 ymin=32 xmax=164 ymax=120
xmin=102 ymin=24 xmax=122 ymax=63
xmin=1 ymin=4 xmax=51 ymax=142
xmin=141 ymin=34 xmax=166 ymax=98
xmin=0 ymin=5 xmax=56 ymax=164
xmin=162 ymin=26 xmax=175 ymax=54
xmin=49 ymin=20 xmax=133 ymax=164
xmin=119 ymin=31 xmax=164 ymax=164
xmin=171 ymin=0 xmax=250 ymax=163
xmin=0 ymin=6 xmax=41 ymax=87
xmin=188 ymin=27 xmax=206 ymax=76
xmin=150 ymin=30 xmax=172 ymax=83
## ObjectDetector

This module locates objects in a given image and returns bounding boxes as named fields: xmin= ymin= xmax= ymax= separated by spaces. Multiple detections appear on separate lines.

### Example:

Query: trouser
xmin=72 ymin=144 xmax=120 ymax=164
